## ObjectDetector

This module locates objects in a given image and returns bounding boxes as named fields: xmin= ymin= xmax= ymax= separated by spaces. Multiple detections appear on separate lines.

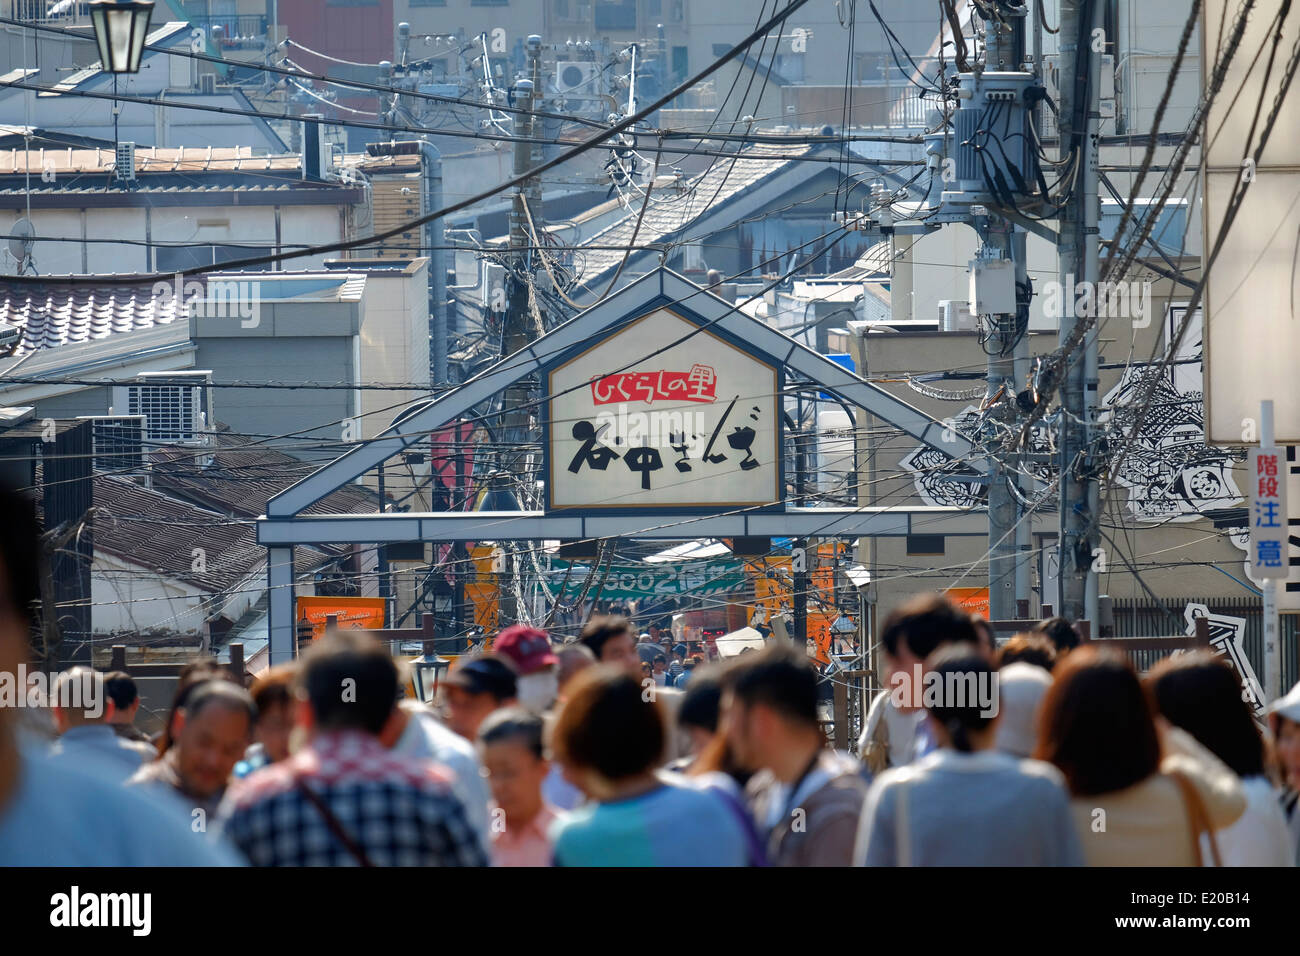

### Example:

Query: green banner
xmin=548 ymin=558 xmax=747 ymax=600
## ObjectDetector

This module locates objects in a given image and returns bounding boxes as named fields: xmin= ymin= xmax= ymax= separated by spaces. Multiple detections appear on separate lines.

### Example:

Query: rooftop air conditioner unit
xmin=199 ymin=72 xmax=217 ymax=95
xmin=78 ymin=415 xmax=150 ymax=486
xmin=115 ymin=142 xmax=136 ymax=182
xmin=555 ymin=61 xmax=600 ymax=94
xmin=939 ymin=299 xmax=977 ymax=332
xmin=120 ymin=371 xmax=213 ymax=450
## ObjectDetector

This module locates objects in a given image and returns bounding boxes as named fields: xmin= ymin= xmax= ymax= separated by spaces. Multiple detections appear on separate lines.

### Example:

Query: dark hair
xmin=184 ymin=680 xmax=256 ymax=731
xmin=923 ymin=644 xmax=996 ymax=753
xmin=678 ymin=666 xmax=723 ymax=732
xmin=653 ymin=653 xmax=666 ymax=665
xmin=478 ymin=707 xmax=546 ymax=760
xmin=578 ymin=615 xmax=634 ymax=661
xmin=1036 ymin=616 xmax=1080 ymax=654
xmin=1147 ymin=651 xmax=1265 ymax=778
xmin=1035 ymin=647 xmax=1160 ymax=796
xmin=726 ymin=645 xmax=819 ymax=728
xmin=250 ymin=664 xmax=296 ymax=717
xmin=0 ymin=483 xmax=43 ymax=628
xmin=298 ymin=630 xmax=399 ymax=735
xmin=970 ymin=616 xmax=994 ymax=651
xmin=880 ymin=594 xmax=979 ymax=660
xmin=103 ymin=671 xmax=139 ymax=710
xmin=551 ymin=666 xmax=664 ymax=781
xmin=996 ymin=633 xmax=1058 ymax=672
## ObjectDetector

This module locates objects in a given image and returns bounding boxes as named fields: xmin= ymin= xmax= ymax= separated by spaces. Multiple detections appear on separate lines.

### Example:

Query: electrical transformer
xmin=943 ymin=71 xmax=1042 ymax=207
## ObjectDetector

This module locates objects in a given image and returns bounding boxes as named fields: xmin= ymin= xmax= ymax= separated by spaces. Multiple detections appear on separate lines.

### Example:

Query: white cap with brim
xmin=1269 ymin=680 xmax=1300 ymax=723
xmin=993 ymin=662 xmax=1054 ymax=759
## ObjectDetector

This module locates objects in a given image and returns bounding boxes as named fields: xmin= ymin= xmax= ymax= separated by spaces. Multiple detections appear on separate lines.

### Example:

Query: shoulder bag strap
xmin=295 ymin=777 xmax=376 ymax=867
xmin=1167 ymin=770 xmax=1222 ymax=868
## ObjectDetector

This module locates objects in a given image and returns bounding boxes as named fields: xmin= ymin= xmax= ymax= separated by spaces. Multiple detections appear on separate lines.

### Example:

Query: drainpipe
xmin=419 ymin=140 xmax=448 ymax=385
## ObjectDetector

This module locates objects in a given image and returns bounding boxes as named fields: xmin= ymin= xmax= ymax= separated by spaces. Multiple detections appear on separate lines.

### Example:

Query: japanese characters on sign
xmin=548 ymin=558 xmax=746 ymax=600
xmin=548 ymin=307 xmax=780 ymax=509
xmin=1248 ymin=445 xmax=1290 ymax=579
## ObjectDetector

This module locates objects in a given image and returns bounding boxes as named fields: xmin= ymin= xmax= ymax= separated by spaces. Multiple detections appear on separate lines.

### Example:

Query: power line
xmin=0 ymin=0 xmax=829 ymax=286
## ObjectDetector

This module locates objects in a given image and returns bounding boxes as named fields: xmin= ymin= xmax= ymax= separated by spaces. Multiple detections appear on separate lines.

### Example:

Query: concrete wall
xmin=192 ymin=334 xmax=355 ymax=457
xmin=1 ymin=203 xmax=348 ymax=278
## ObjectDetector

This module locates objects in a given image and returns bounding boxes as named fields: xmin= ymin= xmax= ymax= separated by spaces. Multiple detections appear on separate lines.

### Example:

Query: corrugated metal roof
xmin=579 ymin=142 xmax=816 ymax=283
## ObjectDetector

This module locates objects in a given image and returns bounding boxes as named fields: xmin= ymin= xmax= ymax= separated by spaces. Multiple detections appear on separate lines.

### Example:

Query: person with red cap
xmin=493 ymin=624 xmax=560 ymax=714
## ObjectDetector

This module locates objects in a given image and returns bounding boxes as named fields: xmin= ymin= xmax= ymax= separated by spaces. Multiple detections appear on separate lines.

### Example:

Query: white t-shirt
xmin=391 ymin=707 xmax=492 ymax=854
xmin=1205 ymin=775 xmax=1294 ymax=867
xmin=858 ymin=692 xmax=927 ymax=768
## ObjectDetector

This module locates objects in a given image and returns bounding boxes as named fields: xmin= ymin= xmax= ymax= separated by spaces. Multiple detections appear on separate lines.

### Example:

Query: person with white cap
xmin=992 ymin=662 xmax=1054 ymax=759
xmin=1268 ymin=680 xmax=1300 ymax=866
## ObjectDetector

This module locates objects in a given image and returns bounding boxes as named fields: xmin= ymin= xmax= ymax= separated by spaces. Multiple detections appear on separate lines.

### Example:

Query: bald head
xmin=556 ymin=644 xmax=596 ymax=690
xmin=52 ymin=667 xmax=108 ymax=731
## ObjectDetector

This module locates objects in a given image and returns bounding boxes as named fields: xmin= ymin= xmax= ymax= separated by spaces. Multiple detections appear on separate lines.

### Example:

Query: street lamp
xmin=409 ymin=642 xmax=451 ymax=705
xmin=89 ymin=0 xmax=154 ymax=75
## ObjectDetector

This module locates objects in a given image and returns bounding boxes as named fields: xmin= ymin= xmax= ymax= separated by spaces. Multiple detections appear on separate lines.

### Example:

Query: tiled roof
xmin=150 ymin=430 xmax=379 ymax=520
xmin=91 ymin=474 xmax=333 ymax=591
xmin=0 ymin=280 xmax=184 ymax=357
xmin=0 ymin=145 xmax=298 ymax=176
xmin=578 ymin=142 xmax=815 ymax=284
xmin=84 ymin=425 xmax=382 ymax=592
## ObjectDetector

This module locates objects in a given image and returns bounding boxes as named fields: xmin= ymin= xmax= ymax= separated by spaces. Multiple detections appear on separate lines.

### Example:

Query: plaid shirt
xmin=217 ymin=730 xmax=489 ymax=867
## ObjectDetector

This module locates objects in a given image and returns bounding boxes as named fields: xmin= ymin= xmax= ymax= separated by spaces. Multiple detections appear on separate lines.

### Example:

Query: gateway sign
xmin=547 ymin=307 xmax=780 ymax=509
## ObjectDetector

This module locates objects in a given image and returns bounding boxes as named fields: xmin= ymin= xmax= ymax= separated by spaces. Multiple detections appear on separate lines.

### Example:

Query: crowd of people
xmin=2 ymin=484 xmax=1300 ymax=867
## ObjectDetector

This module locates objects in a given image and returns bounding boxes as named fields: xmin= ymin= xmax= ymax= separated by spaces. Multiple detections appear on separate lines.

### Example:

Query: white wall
xmin=92 ymin=552 xmax=209 ymax=636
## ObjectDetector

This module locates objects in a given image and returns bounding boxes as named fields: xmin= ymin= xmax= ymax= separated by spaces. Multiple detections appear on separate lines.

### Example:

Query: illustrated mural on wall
xmin=1183 ymin=603 xmax=1266 ymax=718
xmin=899 ymin=404 xmax=1053 ymax=509
xmin=900 ymin=306 xmax=1245 ymax=521
xmin=1099 ymin=364 xmax=1242 ymax=521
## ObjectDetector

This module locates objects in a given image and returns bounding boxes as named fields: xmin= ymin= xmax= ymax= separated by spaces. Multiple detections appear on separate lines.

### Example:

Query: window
xmin=906 ymin=535 xmax=946 ymax=556
xmin=595 ymin=0 xmax=636 ymax=29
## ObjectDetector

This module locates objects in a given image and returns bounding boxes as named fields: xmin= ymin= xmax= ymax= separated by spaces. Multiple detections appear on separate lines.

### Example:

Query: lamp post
xmin=89 ymin=0 xmax=154 ymax=74
xmin=91 ymin=1 xmax=153 ymax=192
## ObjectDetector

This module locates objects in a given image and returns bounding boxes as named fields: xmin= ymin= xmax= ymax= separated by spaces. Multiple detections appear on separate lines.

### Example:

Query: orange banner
xmin=296 ymin=596 xmax=387 ymax=641
xmin=945 ymin=587 xmax=990 ymax=619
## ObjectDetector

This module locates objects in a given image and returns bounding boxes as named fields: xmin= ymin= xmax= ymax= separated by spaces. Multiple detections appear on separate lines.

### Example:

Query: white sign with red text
xmin=547 ymin=307 xmax=780 ymax=509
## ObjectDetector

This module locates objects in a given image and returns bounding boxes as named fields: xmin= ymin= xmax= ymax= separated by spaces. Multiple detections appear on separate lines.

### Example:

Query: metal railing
xmin=10 ymin=0 xmax=91 ymax=22
xmin=1109 ymin=595 xmax=1300 ymax=690
xmin=188 ymin=13 xmax=267 ymax=43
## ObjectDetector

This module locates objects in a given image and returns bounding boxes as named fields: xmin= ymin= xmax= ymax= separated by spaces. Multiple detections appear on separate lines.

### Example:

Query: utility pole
xmin=1055 ymin=0 xmax=1102 ymax=624
xmin=792 ymin=394 xmax=809 ymax=651
xmin=498 ymin=37 xmax=545 ymax=626
xmin=980 ymin=6 xmax=1026 ymax=622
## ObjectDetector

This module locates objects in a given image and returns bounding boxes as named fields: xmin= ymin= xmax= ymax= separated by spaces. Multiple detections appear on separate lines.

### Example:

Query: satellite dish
xmin=8 ymin=217 xmax=34 ymax=263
